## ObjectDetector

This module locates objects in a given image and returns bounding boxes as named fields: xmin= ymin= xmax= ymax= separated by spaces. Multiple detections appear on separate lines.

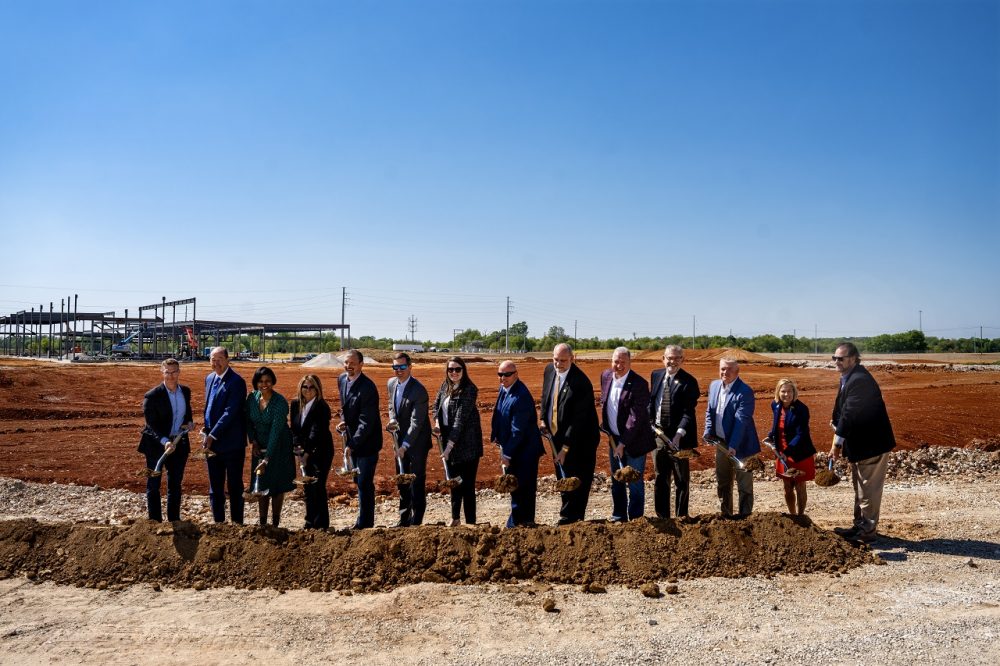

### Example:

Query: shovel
xmin=244 ymin=463 xmax=269 ymax=500
xmin=386 ymin=420 xmax=416 ymax=485
xmin=433 ymin=430 xmax=462 ymax=490
xmin=815 ymin=458 xmax=841 ymax=487
xmin=191 ymin=427 xmax=217 ymax=460
xmin=540 ymin=429 xmax=581 ymax=492
xmin=493 ymin=451 xmax=519 ymax=493
xmin=334 ymin=423 xmax=360 ymax=478
xmin=602 ymin=428 xmax=641 ymax=483
xmin=139 ymin=429 xmax=188 ymax=478
xmin=704 ymin=433 xmax=746 ymax=470
xmin=762 ymin=438 xmax=803 ymax=479
xmin=293 ymin=446 xmax=317 ymax=486
xmin=652 ymin=425 xmax=700 ymax=460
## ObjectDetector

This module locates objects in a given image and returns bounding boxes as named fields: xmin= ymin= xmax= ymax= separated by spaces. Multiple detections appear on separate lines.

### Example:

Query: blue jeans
xmin=353 ymin=454 xmax=378 ymax=528
xmin=610 ymin=450 xmax=647 ymax=520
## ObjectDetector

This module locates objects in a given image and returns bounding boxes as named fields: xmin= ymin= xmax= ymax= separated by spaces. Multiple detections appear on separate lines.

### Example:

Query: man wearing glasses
xmin=387 ymin=352 xmax=431 ymax=526
xmin=830 ymin=342 xmax=896 ymax=543
xmin=138 ymin=357 xmax=194 ymax=522
xmin=648 ymin=345 xmax=700 ymax=518
xmin=539 ymin=343 xmax=599 ymax=524
xmin=490 ymin=360 xmax=544 ymax=527
xmin=337 ymin=349 xmax=382 ymax=529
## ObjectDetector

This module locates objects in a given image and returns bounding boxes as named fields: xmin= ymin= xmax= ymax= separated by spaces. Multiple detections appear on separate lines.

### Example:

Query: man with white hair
xmin=704 ymin=357 xmax=759 ymax=518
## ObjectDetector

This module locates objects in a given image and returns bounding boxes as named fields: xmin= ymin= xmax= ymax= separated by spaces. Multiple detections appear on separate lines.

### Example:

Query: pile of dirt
xmin=0 ymin=513 xmax=872 ymax=593
xmin=634 ymin=348 xmax=773 ymax=363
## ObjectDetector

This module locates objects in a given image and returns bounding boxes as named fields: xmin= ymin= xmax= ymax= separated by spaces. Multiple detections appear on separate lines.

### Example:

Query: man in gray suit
xmin=387 ymin=351 xmax=432 ymax=526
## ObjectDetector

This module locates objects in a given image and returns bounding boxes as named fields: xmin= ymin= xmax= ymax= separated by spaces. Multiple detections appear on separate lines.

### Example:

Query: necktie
xmin=206 ymin=375 xmax=222 ymax=422
xmin=659 ymin=375 xmax=671 ymax=428
xmin=550 ymin=375 xmax=561 ymax=433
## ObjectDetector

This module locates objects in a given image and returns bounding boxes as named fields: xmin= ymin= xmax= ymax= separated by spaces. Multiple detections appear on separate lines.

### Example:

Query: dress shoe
xmin=834 ymin=526 xmax=861 ymax=538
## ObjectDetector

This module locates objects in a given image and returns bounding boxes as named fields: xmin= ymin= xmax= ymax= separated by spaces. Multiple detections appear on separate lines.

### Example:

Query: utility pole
xmin=340 ymin=287 xmax=348 ymax=350
xmin=691 ymin=315 xmax=696 ymax=349
xmin=505 ymin=296 xmax=512 ymax=354
xmin=919 ymin=309 xmax=923 ymax=333
xmin=407 ymin=315 xmax=418 ymax=343
xmin=574 ymin=320 xmax=578 ymax=339
xmin=453 ymin=328 xmax=462 ymax=351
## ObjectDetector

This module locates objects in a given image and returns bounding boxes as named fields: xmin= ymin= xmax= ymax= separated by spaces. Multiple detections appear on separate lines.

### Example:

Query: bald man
xmin=490 ymin=360 xmax=544 ymax=527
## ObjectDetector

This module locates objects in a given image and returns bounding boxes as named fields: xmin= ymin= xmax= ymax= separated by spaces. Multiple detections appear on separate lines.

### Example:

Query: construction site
xmin=0 ymin=296 xmax=348 ymax=362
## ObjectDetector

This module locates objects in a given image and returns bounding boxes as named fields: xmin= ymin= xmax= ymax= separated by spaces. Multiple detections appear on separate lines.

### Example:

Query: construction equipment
xmin=385 ymin=420 xmax=415 ymax=485
xmin=111 ymin=325 xmax=145 ymax=356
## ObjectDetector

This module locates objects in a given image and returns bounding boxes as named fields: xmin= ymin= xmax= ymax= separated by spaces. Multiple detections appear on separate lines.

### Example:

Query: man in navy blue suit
xmin=387 ymin=351 xmax=431 ymax=527
xmin=490 ymin=360 xmax=544 ymax=527
xmin=337 ymin=349 xmax=382 ymax=529
xmin=202 ymin=346 xmax=247 ymax=524
xmin=704 ymin=358 xmax=759 ymax=517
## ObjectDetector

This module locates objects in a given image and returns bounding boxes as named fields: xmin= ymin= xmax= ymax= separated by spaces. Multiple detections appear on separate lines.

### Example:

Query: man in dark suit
xmin=491 ymin=360 xmax=544 ymax=527
xmin=540 ymin=343 xmax=600 ymax=524
xmin=648 ymin=345 xmax=700 ymax=519
xmin=600 ymin=347 xmax=656 ymax=521
xmin=704 ymin=358 xmax=760 ymax=518
xmin=830 ymin=342 xmax=896 ymax=543
xmin=202 ymin=346 xmax=247 ymax=524
xmin=387 ymin=351 xmax=432 ymax=526
xmin=337 ymin=349 xmax=382 ymax=529
xmin=138 ymin=357 xmax=194 ymax=522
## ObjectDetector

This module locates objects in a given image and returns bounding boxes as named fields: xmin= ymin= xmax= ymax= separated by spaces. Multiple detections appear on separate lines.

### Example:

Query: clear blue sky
xmin=2 ymin=0 xmax=997 ymax=343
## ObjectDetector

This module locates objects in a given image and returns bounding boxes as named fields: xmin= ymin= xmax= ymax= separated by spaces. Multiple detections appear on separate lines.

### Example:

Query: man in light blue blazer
xmin=704 ymin=358 xmax=759 ymax=517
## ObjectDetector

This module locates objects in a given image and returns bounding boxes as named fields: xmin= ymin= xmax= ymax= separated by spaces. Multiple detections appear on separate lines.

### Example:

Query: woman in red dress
xmin=766 ymin=378 xmax=816 ymax=515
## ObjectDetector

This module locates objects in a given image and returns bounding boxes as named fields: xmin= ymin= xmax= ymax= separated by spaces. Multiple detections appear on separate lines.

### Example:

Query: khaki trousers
xmin=716 ymin=448 xmax=754 ymax=517
xmin=850 ymin=452 xmax=890 ymax=535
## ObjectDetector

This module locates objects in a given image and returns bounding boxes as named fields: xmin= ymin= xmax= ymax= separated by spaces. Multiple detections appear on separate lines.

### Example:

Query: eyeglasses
xmin=447 ymin=367 xmax=463 ymax=374
xmin=391 ymin=364 xmax=409 ymax=371
xmin=302 ymin=385 xmax=315 ymax=390
xmin=497 ymin=371 xmax=516 ymax=378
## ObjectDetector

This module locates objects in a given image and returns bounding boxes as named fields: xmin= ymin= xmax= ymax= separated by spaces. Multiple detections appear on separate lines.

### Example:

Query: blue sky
xmin=1 ymin=0 xmax=997 ymax=343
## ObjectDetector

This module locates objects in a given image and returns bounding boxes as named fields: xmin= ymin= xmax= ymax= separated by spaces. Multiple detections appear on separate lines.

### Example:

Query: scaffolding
xmin=0 ymin=296 xmax=350 ymax=361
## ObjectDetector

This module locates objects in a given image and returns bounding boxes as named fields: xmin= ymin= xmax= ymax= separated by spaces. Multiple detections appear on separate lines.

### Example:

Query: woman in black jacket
xmin=290 ymin=374 xmax=334 ymax=529
xmin=432 ymin=356 xmax=483 ymax=526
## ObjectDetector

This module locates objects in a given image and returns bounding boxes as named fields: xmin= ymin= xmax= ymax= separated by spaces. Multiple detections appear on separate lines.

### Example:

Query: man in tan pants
xmin=829 ymin=342 xmax=896 ymax=543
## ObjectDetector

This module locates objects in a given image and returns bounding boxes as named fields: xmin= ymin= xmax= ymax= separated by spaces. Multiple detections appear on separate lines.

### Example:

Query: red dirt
xmin=1 ymin=356 xmax=998 ymax=496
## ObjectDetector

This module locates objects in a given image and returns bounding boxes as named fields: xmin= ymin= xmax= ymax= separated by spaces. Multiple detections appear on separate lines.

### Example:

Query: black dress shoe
xmin=556 ymin=517 xmax=576 ymax=526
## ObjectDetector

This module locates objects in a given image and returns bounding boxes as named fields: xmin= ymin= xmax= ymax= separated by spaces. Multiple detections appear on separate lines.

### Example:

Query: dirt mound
xmin=0 ymin=513 xmax=872 ymax=592
xmin=301 ymin=353 xmax=345 ymax=369
xmin=634 ymin=347 xmax=773 ymax=363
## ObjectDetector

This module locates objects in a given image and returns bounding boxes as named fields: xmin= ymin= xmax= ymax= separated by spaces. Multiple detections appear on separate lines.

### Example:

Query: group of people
xmin=139 ymin=348 xmax=334 ymax=529
xmin=140 ymin=341 xmax=896 ymax=543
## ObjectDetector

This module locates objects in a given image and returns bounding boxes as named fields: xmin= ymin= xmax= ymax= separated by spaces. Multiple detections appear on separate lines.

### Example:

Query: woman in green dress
xmin=246 ymin=366 xmax=295 ymax=526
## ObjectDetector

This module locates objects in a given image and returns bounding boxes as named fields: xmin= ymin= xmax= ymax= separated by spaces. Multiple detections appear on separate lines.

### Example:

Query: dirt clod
xmin=640 ymin=582 xmax=661 ymax=598
xmin=542 ymin=597 xmax=557 ymax=612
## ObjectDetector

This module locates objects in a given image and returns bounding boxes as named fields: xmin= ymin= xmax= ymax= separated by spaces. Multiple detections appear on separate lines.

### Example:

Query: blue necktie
xmin=206 ymin=375 xmax=222 ymax=422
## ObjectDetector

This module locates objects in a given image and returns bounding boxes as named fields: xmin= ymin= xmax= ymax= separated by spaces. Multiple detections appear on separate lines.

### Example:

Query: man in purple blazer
xmin=600 ymin=347 xmax=655 ymax=521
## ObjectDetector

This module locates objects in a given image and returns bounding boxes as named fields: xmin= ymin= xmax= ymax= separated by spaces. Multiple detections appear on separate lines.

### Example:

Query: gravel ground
xmin=1 ymin=449 xmax=999 ymax=665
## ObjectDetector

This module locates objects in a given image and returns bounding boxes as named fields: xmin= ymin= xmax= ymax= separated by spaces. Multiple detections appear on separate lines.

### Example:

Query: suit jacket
xmin=139 ymin=383 xmax=193 ymax=456
xmin=832 ymin=364 xmax=896 ymax=462
xmin=290 ymin=397 xmax=334 ymax=470
xmin=540 ymin=362 xmax=599 ymax=452
xmin=432 ymin=381 xmax=483 ymax=464
xmin=338 ymin=372 xmax=382 ymax=457
xmin=490 ymin=379 xmax=544 ymax=460
xmin=599 ymin=369 xmax=656 ymax=457
xmin=704 ymin=377 xmax=760 ymax=459
xmin=648 ymin=368 xmax=700 ymax=450
xmin=767 ymin=399 xmax=817 ymax=462
xmin=203 ymin=369 xmax=247 ymax=454
xmin=388 ymin=376 xmax=432 ymax=453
